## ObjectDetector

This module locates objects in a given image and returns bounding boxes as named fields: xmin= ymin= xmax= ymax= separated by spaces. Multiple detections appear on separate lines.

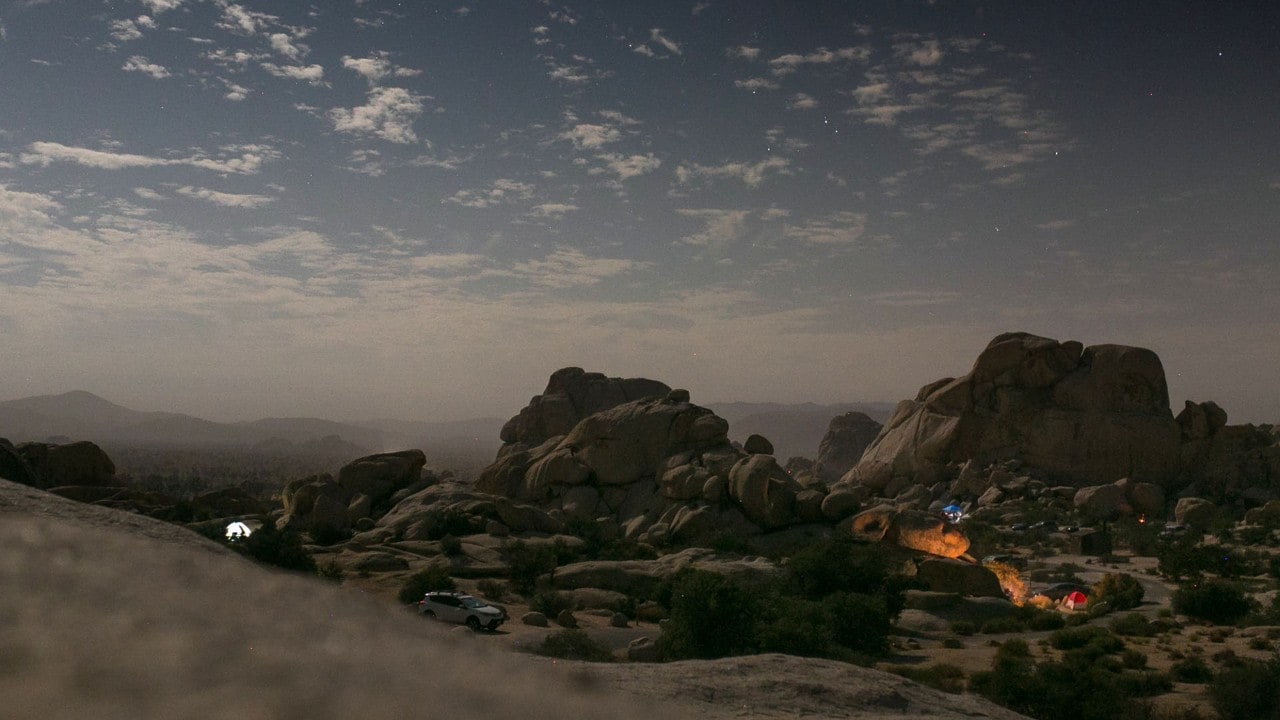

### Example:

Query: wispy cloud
xmin=594 ymin=153 xmax=661 ymax=181
xmin=261 ymin=62 xmax=325 ymax=84
xmin=20 ymin=142 xmax=277 ymax=174
xmin=676 ymin=209 xmax=751 ymax=250
xmin=446 ymin=178 xmax=534 ymax=208
xmin=177 ymin=186 xmax=274 ymax=208
xmin=784 ymin=212 xmax=867 ymax=246
xmin=329 ymin=87 xmax=425 ymax=143
xmin=560 ymin=123 xmax=621 ymax=149
xmin=340 ymin=53 xmax=422 ymax=84
xmin=530 ymin=202 xmax=579 ymax=217
xmin=768 ymin=46 xmax=869 ymax=76
xmin=676 ymin=157 xmax=791 ymax=188
xmin=122 ymin=55 xmax=171 ymax=79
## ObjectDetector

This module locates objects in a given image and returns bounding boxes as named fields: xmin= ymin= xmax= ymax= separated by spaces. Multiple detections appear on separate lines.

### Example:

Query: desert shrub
xmin=1026 ymin=608 xmax=1067 ymax=631
xmin=1092 ymin=573 xmax=1145 ymax=611
xmin=1172 ymin=580 xmax=1253 ymax=625
xmin=1157 ymin=534 xmax=1230 ymax=580
xmin=476 ymin=578 xmax=507 ymax=599
xmin=529 ymin=590 xmax=575 ymax=617
xmin=316 ymin=559 xmax=344 ymax=583
xmin=535 ymin=629 xmax=614 ymax=662
xmin=888 ymin=663 xmax=966 ymax=694
xmin=397 ymin=566 xmax=456 ymax=604
xmin=755 ymin=596 xmax=832 ymax=658
xmin=659 ymin=570 xmax=761 ymax=660
xmin=822 ymin=591 xmax=893 ymax=657
xmin=238 ymin=523 xmax=316 ymax=573
xmin=502 ymin=540 xmax=558 ymax=596
xmin=709 ymin=531 xmax=755 ymax=555
xmin=1170 ymin=656 xmax=1213 ymax=683
xmin=942 ymin=637 xmax=964 ymax=649
xmin=1248 ymin=637 xmax=1273 ymax=651
xmin=950 ymin=620 xmax=976 ymax=636
xmin=1209 ymin=657 xmax=1280 ymax=720
xmin=1049 ymin=626 xmax=1124 ymax=653
xmin=786 ymin=536 xmax=897 ymax=601
xmin=1116 ymin=669 xmax=1172 ymax=697
xmin=1121 ymin=648 xmax=1148 ymax=669
xmin=439 ymin=534 xmax=463 ymax=556
xmin=1110 ymin=612 xmax=1157 ymax=637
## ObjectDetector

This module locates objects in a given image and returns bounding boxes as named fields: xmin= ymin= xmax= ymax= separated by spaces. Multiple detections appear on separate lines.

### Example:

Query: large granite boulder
xmin=842 ymin=333 xmax=1182 ymax=493
xmin=338 ymin=449 xmax=426 ymax=511
xmin=1176 ymin=401 xmax=1280 ymax=504
xmin=914 ymin=558 xmax=1004 ymax=598
xmin=15 ymin=441 xmax=116 ymax=489
xmin=727 ymin=454 xmax=803 ymax=530
xmin=814 ymin=412 xmax=883 ymax=485
xmin=280 ymin=474 xmax=352 ymax=533
xmin=849 ymin=506 xmax=970 ymax=559
xmin=497 ymin=367 xmax=671 ymax=447
xmin=0 ymin=438 xmax=36 ymax=487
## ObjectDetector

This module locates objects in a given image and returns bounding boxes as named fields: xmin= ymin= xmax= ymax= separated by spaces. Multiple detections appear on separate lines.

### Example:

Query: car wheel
xmin=466 ymin=616 xmax=481 ymax=631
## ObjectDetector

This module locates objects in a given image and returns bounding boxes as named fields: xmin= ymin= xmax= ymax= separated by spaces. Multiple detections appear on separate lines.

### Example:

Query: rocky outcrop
xmin=1176 ymin=400 xmax=1280 ymax=506
xmin=849 ymin=506 xmax=970 ymax=559
xmin=550 ymin=547 xmax=781 ymax=598
xmin=473 ymin=369 xmax=822 ymax=543
xmin=15 ymin=440 xmax=116 ymax=489
xmin=914 ymin=558 xmax=1003 ymax=598
xmin=842 ymin=333 xmax=1182 ymax=493
xmin=0 ymin=438 xmax=37 ymax=486
xmin=280 ymin=450 xmax=431 ymax=533
xmin=814 ymin=413 xmax=882 ymax=485
xmin=1071 ymin=477 xmax=1163 ymax=521
xmin=338 ymin=449 xmax=426 ymax=511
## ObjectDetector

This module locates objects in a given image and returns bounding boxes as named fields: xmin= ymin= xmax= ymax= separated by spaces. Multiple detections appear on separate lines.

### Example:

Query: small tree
xmin=502 ymin=539 xmax=558 ymax=596
xmin=1091 ymin=573 xmax=1144 ymax=611
xmin=398 ymin=566 xmax=456 ymax=604
xmin=1210 ymin=657 xmax=1280 ymax=720
xmin=1172 ymin=580 xmax=1254 ymax=625
xmin=659 ymin=570 xmax=761 ymax=660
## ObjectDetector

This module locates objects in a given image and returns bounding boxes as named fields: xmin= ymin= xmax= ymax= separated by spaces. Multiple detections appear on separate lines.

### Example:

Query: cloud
xmin=868 ymin=290 xmax=960 ymax=307
xmin=221 ymin=79 xmax=250 ymax=101
xmin=894 ymin=39 xmax=943 ymax=66
xmin=122 ymin=56 xmax=171 ymax=79
xmin=21 ymin=141 xmax=276 ymax=175
xmin=595 ymin=153 xmax=661 ymax=181
xmin=675 ymin=156 xmax=790 ymax=188
xmin=261 ymin=63 xmax=324 ymax=84
xmin=768 ymin=46 xmax=869 ymax=76
xmin=734 ymin=77 xmax=779 ymax=91
xmin=340 ymin=54 xmax=421 ymax=84
xmin=676 ymin=209 xmax=751 ymax=250
xmin=218 ymin=3 xmax=277 ymax=36
xmin=530 ymin=203 xmax=579 ymax=217
xmin=560 ymin=123 xmax=621 ymax=149
xmin=133 ymin=187 xmax=164 ymax=201
xmin=649 ymin=28 xmax=682 ymax=55
xmin=269 ymin=32 xmax=305 ymax=61
xmin=141 ymin=0 xmax=183 ymax=12
xmin=783 ymin=211 xmax=867 ymax=246
xmin=727 ymin=46 xmax=760 ymax=60
xmin=176 ymin=186 xmax=274 ymax=208
xmin=109 ymin=19 xmax=145 ymax=42
xmin=446 ymin=178 xmax=534 ymax=208
xmin=508 ymin=248 xmax=645 ymax=289
xmin=329 ymin=87 xmax=425 ymax=143
xmin=788 ymin=93 xmax=819 ymax=110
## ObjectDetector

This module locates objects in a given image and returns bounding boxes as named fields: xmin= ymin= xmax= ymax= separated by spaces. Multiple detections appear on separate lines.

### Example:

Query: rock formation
xmin=13 ymin=440 xmax=116 ymax=489
xmin=813 ymin=412 xmax=882 ymax=486
xmin=280 ymin=449 xmax=429 ymax=533
xmin=843 ymin=332 xmax=1182 ymax=493
xmin=849 ymin=505 xmax=971 ymax=559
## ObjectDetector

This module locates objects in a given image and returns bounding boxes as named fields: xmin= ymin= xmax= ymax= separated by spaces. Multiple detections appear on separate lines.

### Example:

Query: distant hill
xmin=0 ymin=391 xmax=504 ymax=469
xmin=705 ymin=401 xmax=896 ymax=462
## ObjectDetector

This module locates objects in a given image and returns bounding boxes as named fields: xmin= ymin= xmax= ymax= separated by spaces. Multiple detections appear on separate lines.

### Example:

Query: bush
xmin=756 ymin=596 xmax=832 ymax=658
xmin=476 ymin=578 xmax=507 ymax=600
xmin=1110 ymin=613 xmax=1158 ymax=637
xmin=529 ymin=590 xmax=575 ymax=617
xmin=1049 ymin=626 xmax=1123 ymax=653
xmin=888 ymin=663 xmax=966 ymax=694
xmin=238 ymin=523 xmax=316 ymax=573
xmin=535 ymin=629 xmax=614 ymax=662
xmin=440 ymin=534 xmax=463 ymax=556
xmin=659 ymin=570 xmax=761 ymax=660
xmin=502 ymin=540 xmax=558 ymax=596
xmin=822 ymin=591 xmax=892 ymax=657
xmin=1092 ymin=573 xmax=1144 ymax=611
xmin=950 ymin=620 xmax=976 ymax=636
xmin=397 ymin=566 xmax=456 ymax=604
xmin=316 ymin=560 xmax=344 ymax=583
xmin=1209 ymin=657 xmax=1280 ymax=720
xmin=1172 ymin=580 xmax=1254 ymax=625
xmin=1170 ymin=656 xmax=1213 ymax=683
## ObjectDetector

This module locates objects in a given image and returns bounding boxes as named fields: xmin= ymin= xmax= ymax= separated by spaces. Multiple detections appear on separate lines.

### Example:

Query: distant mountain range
xmin=0 ymin=392 xmax=894 ymax=468
xmin=0 ymin=391 xmax=505 ymax=460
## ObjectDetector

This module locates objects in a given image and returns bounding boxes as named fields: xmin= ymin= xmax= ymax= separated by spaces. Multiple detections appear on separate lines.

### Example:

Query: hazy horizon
xmin=3 ymin=3 xmax=1277 ymax=426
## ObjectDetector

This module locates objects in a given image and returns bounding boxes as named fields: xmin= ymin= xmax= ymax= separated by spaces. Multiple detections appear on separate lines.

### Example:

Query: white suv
xmin=417 ymin=592 xmax=506 ymax=631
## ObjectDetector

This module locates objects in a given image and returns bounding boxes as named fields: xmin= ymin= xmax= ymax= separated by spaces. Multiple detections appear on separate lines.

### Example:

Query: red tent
xmin=1064 ymin=591 xmax=1088 ymax=610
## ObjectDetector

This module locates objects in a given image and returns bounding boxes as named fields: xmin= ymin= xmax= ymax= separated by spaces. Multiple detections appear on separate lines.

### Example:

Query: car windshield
xmin=459 ymin=597 xmax=484 ymax=609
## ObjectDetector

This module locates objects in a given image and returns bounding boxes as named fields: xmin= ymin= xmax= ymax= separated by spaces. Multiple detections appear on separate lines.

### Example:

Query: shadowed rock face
xmin=843 ymin=332 xmax=1181 ymax=491
xmin=14 ymin=440 xmax=115 ymax=489
xmin=814 ymin=412 xmax=882 ymax=485
xmin=497 ymin=367 xmax=672 ymax=448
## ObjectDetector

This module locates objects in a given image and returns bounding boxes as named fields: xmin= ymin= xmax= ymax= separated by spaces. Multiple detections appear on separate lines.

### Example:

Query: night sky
xmin=1 ymin=1 xmax=1278 ymax=424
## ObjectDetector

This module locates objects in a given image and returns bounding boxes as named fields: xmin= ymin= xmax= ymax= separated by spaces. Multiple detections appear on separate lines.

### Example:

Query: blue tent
xmin=942 ymin=504 xmax=964 ymax=522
